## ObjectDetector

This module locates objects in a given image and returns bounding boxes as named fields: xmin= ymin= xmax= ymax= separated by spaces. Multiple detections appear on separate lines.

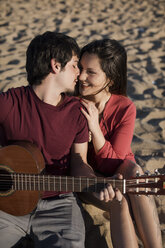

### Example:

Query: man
xmin=0 ymin=31 xmax=95 ymax=248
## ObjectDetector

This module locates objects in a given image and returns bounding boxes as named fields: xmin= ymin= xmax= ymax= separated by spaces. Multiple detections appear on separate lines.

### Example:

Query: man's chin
xmin=65 ymin=88 xmax=75 ymax=96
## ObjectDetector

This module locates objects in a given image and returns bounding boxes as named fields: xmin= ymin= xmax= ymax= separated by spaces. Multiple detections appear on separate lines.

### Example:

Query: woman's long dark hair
xmin=80 ymin=39 xmax=127 ymax=96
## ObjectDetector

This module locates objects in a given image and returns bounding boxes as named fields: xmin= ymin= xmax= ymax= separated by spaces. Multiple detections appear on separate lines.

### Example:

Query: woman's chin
xmin=79 ymin=87 xmax=92 ymax=97
xmin=79 ymin=89 xmax=86 ymax=96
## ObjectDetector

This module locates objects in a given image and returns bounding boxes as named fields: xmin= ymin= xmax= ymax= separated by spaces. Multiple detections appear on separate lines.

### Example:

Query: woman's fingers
xmin=80 ymin=99 xmax=88 ymax=108
xmin=80 ymin=99 xmax=91 ymax=110
xmin=80 ymin=99 xmax=99 ymax=133
xmin=80 ymin=99 xmax=97 ymax=114
xmin=80 ymin=106 xmax=90 ymax=119
xmin=80 ymin=98 xmax=90 ymax=104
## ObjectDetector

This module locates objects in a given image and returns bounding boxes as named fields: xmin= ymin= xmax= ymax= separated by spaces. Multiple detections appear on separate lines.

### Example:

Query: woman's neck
xmin=84 ymin=91 xmax=111 ymax=115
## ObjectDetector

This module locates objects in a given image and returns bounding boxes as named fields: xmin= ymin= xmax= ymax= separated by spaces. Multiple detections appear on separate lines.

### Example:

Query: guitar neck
xmin=2 ymin=172 xmax=165 ymax=195
xmin=11 ymin=174 xmax=124 ymax=193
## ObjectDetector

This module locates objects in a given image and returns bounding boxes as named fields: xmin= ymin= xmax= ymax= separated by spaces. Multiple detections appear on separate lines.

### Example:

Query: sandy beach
xmin=0 ymin=0 xmax=165 ymax=246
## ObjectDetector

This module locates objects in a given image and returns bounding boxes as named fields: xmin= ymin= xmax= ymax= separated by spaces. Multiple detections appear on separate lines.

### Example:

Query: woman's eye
xmin=88 ymin=70 xmax=96 ymax=75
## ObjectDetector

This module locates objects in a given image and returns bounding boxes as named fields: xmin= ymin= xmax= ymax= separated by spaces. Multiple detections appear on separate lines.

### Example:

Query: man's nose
xmin=76 ymin=67 xmax=80 ymax=76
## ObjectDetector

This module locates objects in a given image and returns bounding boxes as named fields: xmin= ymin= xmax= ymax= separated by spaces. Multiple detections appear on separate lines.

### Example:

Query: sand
xmin=0 ymin=0 xmax=165 ymax=247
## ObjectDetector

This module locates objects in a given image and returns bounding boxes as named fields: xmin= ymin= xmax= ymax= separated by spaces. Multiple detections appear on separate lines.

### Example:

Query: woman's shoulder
xmin=107 ymin=94 xmax=136 ymax=116
xmin=110 ymin=94 xmax=136 ymax=108
xmin=111 ymin=94 xmax=134 ymax=106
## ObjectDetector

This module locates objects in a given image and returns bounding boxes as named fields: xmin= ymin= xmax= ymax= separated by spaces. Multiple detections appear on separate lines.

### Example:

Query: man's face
xmin=58 ymin=55 xmax=80 ymax=95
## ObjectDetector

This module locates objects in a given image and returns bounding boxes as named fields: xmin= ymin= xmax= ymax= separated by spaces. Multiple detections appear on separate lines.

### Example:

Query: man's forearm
xmin=70 ymin=158 xmax=95 ymax=177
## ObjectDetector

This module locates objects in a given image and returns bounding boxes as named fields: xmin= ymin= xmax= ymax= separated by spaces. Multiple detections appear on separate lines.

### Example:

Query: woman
xmin=78 ymin=39 xmax=162 ymax=248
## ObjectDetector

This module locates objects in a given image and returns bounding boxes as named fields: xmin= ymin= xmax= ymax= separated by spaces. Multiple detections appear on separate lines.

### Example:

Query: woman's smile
xmin=79 ymin=52 xmax=108 ymax=96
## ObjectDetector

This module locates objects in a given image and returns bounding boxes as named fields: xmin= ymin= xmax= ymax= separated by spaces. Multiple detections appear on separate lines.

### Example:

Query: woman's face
xmin=78 ymin=52 xmax=109 ymax=96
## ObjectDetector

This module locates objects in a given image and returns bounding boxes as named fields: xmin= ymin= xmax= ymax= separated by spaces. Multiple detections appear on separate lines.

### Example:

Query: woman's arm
xmin=81 ymin=99 xmax=136 ymax=174
xmin=97 ymin=102 xmax=136 ymax=159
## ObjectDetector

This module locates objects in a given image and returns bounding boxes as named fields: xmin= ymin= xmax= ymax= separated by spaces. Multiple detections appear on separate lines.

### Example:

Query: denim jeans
xmin=0 ymin=193 xmax=85 ymax=248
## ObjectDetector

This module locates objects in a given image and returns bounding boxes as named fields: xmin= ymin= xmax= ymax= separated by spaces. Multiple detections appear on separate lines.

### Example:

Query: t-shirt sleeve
xmin=0 ymin=90 xmax=14 ymax=124
xmin=73 ymin=112 xmax=89 ymax=144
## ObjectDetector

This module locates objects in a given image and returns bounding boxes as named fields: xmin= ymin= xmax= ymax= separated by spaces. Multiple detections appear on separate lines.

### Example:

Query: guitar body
xmin=0 ymin=142 xmax=45 ymax=216
xmin=0 ymin=142 xmax=164 ymax=216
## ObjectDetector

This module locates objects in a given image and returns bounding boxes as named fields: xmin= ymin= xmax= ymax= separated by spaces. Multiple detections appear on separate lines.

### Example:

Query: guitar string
xmin=0 ymin=174 xmax=160 ymax=187
xmin=0 ymin=178 xmax=161 ymax=194
xmin=0 ymin=173 xmax=161 ymax=182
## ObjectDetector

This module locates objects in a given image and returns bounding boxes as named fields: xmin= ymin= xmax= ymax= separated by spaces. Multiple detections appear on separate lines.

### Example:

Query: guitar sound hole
xmin=0 ymin=169 xmax=13 ymax=192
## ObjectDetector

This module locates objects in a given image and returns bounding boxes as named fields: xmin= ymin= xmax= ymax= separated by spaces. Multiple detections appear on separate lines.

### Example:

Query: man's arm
xmin=70 ymin=142 xmax=123 ymax=205
xmin=70 ymin=142 xmax=95 ymax=177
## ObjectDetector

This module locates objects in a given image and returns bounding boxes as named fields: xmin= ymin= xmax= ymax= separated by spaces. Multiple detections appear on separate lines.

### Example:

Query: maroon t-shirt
xmin=0 ymin=86 xmax=89 ymax=197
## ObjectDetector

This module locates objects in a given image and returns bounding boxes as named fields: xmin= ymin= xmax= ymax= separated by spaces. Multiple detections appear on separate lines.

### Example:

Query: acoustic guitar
xmin=0 ymin=142 xmax=164 ymax=216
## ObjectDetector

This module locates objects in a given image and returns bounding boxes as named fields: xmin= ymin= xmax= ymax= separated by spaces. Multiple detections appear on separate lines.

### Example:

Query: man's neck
xmin=32 ymin=84 xmax=64 ymax=107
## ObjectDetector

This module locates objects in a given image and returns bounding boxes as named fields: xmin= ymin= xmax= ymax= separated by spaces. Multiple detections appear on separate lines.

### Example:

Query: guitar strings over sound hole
xmin=0 ymin=169 xmax=13 ymax=192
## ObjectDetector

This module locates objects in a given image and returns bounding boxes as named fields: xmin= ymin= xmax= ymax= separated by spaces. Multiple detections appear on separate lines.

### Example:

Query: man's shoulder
xmin=64 ymin=95 xmax=80 ymax=103
xmin=63 ymin=95 xmax=82 ymax=109
xmin=1 ymin=85 xmax=29 ymax=96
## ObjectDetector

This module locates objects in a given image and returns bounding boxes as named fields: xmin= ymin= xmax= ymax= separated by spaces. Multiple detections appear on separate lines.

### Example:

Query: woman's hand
xmin=80 ymin=99 xmax=100 ymax=134
xmin=80 ymin=98 xmax=106 ymax=153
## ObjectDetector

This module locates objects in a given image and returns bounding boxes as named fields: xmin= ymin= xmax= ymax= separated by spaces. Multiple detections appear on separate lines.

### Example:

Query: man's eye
xmin=78 ymin=62 xmax=82 ymax=70
xmin=73 ymin=65 xmax=78 ymax=69
xmin=78 ymin=65 xmax=82 ymax=71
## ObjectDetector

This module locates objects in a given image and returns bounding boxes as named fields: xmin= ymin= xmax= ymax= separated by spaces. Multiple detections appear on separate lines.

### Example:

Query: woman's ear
xmin=109 ymin=80 xmax=114 ymax=87
xmin=50 ymin=58 xmax=61 ymax=74
xmin=105 ymin=79 xmax=113 ymax=88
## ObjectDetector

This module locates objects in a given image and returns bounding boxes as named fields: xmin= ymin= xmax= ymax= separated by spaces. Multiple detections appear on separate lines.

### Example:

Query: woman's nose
xmin=79 ymin=70 xmax=86 ymax=81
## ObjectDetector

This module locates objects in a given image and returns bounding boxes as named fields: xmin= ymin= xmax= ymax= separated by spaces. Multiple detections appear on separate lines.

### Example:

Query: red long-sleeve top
xmin=88 ymin=94 xmax=136 ymax=176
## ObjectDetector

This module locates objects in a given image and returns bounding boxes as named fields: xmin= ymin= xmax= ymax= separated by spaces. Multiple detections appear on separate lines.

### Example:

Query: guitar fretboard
xmin=1 ymin=172 xmax=165 ymax=195
xmin=9 ymin=174 xmax=124 ymax=193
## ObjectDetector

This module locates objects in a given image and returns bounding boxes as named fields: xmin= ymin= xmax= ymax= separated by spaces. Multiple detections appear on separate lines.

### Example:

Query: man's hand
xmin=94 ymin=173 xmax=123 ymax=203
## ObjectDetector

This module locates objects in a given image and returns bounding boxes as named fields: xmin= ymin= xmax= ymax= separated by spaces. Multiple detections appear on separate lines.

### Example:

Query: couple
xmin=0 ymin=32 xmax=162 ymax=248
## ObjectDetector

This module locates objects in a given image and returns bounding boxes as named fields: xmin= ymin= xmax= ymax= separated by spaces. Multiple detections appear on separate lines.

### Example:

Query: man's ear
xmin=50 ymin=58 xmax=61 ymax=74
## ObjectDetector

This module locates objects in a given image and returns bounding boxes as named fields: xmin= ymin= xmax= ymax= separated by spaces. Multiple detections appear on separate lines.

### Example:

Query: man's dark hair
xmin=26 ymin=31 xmax=80 ymax=86
xmin=80 ymin=39 xmax=127 ymax=96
